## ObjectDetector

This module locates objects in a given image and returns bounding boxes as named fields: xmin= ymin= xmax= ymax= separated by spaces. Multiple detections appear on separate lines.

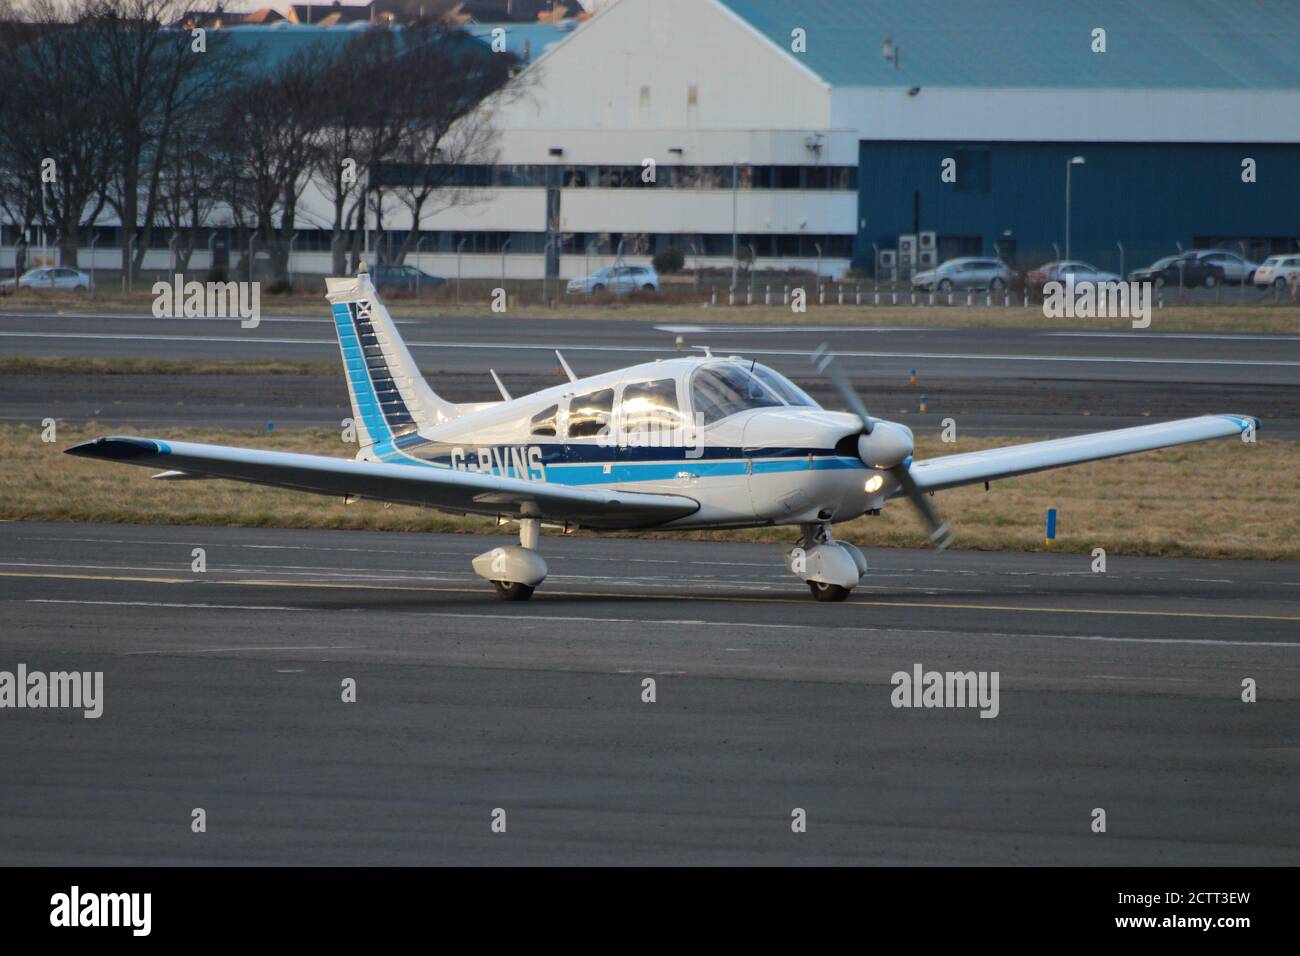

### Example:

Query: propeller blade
xmin=812 ymin=344 xmax=873 ymax=432
xmin=813 ymin=344 xmax=947 ymax=546
xmin=891 ymin=462 xmax=954 ymax=550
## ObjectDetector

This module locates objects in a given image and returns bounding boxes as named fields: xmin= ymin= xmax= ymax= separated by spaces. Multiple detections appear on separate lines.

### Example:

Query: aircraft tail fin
xmin=324 ymin=271 xmax=460 ymax=454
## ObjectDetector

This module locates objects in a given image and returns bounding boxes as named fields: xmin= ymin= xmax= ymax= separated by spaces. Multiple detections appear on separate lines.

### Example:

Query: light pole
xmin=416 ymin=235 xmax=427 ymax=299
xmin=1065 ymin=155 xmax=1085 ymax=262
xmin=89 ymin=231 xmax=98 ymax=297
xmin=456 ymin=236 xmax=467 ymax=304
xmin=730 ymin=159 xmax=749 ymax=293
xmin=542 ymin=237 xmax=555 ymax=305
xmin=584 ymin=237 xmax=598 ymax=292
xmin=747 ymin=242 xmax=756 ymax=301
xmin=500 ymin=237 xmax=512 ymax=297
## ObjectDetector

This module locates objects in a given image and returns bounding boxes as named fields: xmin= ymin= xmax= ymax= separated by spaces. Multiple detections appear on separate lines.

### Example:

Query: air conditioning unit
xmin=896 ymin=235 xmax=917 ymax=278
xmin=918 ymin=249 xmax=937 ymax=268
xmin=876 ymin=248 xmax=898 ymax=282
xmin=918 ymin=231 xmax=937 ymax=251
xmin=897 ymin=234 xmax=917 ymax=263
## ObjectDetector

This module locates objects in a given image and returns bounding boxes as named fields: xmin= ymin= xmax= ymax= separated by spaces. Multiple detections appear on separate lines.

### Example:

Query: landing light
xmin=865 ymin=474 xmax=884 ymax=494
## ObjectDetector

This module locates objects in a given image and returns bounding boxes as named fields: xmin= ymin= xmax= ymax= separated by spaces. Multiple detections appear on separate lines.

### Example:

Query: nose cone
xmin=858 ymin=421 xmax=913 ymax=468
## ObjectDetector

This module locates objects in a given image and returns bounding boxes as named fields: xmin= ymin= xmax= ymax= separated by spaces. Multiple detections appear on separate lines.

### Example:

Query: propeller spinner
xmin=811 ymin=345 xmax=954 ymax=549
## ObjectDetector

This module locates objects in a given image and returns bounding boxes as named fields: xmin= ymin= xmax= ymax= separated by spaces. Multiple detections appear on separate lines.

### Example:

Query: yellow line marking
xmin=2 ymin=570 xmax=1298 ymax=622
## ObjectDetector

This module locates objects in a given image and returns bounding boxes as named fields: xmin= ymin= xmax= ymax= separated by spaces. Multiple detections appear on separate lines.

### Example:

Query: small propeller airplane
xmin=68 ymin=267 xmax=1258 ymax=602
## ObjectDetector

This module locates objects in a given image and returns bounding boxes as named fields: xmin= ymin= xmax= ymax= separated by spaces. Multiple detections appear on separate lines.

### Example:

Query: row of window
xmin=527 ymin=363 xmax=817 ymax=440
xmin=1 ymin=226 xmax=857 ymax=260
xmin=375 ymin=163 xmax=858 ymax=191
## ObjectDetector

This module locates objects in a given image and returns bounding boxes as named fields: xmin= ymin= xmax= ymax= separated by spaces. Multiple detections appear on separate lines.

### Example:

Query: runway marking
xmin=655 ymin=324 xmax=932 ymax=334
xmin=28 ymin=598 xmax=309 ymax=612
xmin=3 ymin=570 xmax=1300 ymax=625
xmin=126 ymin=646 xmax=356 ymax=655
xmin=1044 ymin=332 xmax=1300 ymax=342
xmin=1087 ymin=674 xmax=1203 ymax=683
xmin=1 ymin=330 xmax=1297 ymax=367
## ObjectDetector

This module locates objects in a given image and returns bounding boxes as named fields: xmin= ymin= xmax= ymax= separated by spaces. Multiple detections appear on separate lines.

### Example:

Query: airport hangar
xmin=6 ymin=0 xmax=1298 ymax=283
xmin=345 ymin=0 xmax=1300 ymax=282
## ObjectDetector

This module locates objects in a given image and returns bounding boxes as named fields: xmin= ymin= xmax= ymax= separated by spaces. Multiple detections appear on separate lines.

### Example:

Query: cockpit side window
xmin=689 ymin=365 xmax=782 ymax=426
xmin=530 ymin=404 xmax=559 ymax=437
xmin=567 ymin=388 xmax=614 ymax=439
xmin=619 ymin=379 xmax=683 ymax=433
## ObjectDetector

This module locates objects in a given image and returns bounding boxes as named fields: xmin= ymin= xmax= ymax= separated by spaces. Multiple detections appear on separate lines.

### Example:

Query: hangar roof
xmin=717 ymin=0 xmax=1300 ymax=90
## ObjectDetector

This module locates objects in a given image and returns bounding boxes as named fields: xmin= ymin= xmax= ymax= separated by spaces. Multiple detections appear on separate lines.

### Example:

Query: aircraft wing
xmin=907 ymin=414 xmax=1256 ymax=494
xmin=65 ymin=437 xmax=700 ymax=530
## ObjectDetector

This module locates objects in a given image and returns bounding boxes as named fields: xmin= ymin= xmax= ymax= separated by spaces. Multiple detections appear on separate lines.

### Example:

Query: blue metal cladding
xmin=855 ymin=141 xmax=1300 ymax=273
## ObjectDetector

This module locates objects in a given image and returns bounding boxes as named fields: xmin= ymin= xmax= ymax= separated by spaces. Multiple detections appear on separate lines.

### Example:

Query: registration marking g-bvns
xmin=450 ymin=445 xmax=546 ymax=481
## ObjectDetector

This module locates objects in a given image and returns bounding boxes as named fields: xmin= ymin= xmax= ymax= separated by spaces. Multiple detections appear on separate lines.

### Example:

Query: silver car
xmin=566 ymin=263 xmax=659 ymax=295
xmin=1028 ymin=260 xmax=1121 ymax=290
xmin=911 ymin=257 xmax=1016 ymax=292
xmin=1186 ymin=250 xmax=1260 ymax=284
xmin=0 ymin=266 xmax=92 ymax=291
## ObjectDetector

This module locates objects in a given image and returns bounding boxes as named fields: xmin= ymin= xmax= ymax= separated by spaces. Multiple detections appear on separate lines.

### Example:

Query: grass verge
xmin=0 ymin=356 xmax=339 ymax=376
xmin=2 ymin=423 xmax=1294 ymax=561
xmin=4 ymin=288 xmax=1298 ymax=333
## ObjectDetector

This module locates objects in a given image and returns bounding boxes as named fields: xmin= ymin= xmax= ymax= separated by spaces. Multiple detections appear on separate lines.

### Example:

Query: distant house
xmin=286 ymin=2 xmax=375 ymax=26
xmin=173 ymin=6 xmax=285 ymax=29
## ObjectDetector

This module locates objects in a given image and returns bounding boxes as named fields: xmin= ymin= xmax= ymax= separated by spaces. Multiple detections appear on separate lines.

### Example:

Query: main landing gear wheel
xmin=473 ymin=517 xmax=547 ymax=601
xmin=808 ymin=581 xmax=851 ymax=602
xmin=493 ymin=581 xmax=535 ymax=601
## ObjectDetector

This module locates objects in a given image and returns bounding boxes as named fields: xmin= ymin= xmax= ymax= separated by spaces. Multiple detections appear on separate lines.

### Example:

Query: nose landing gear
xmin=786 ymin=523 xmax=865 ymax=601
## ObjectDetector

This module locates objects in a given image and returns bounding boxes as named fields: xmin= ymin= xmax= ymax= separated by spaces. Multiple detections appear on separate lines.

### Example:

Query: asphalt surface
xmin=2 ymin=521 xmax=1297 ymax=865
xmin=3 ymin=308 xmax=1299 ymax=436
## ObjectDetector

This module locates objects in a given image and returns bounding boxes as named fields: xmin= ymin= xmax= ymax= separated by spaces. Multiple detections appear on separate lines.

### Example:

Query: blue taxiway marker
xmin=1045 ymin=507 xmax=1058 ymax=544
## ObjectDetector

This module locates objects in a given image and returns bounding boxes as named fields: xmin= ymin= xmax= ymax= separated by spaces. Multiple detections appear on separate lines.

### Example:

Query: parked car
xmin=911 ymin=257 xmax=1016 ymax=293
xmin=1183 ymin=249 xmax=1259 ymax=284
xmin=1252 ymin=254 xmax=1300 ymax=290
xmin=1128 ymin=255 xmax=1224 ymax=288
xmin=1025 ymin=260 xmax=1121 ymax=292
xmin=567 ymin=263 xmax=659 ymax=294
xmin=370 ymin=263 xmax=445 ymax=294
xmin=0 ymin=266 xmax=92 ymax=292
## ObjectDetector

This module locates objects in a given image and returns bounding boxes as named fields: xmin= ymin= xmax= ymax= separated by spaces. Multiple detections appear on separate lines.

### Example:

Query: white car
xmin=0 ymin=266 xmax=92 ymax=291
xmin=1187 ymin=250 xmax=1259 ymax=284
xmin=1252 ymin=255 xmax=1300 ymax=290
xmin=567 ymin=263 xmax=659 ymax=295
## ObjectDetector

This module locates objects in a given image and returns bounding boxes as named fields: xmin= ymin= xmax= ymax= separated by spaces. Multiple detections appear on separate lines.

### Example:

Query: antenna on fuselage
xmin=690 ymin=345 xmax=713 ymax=358
xmin=489 ymin=369 xmax=512 ymax=401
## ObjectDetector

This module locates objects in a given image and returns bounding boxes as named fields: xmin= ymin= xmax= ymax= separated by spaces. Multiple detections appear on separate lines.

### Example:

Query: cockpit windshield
xmin=689 ymin=362 xmax=819 ymax=425
xmin=749 ymin=363 xmax=819 ymax=408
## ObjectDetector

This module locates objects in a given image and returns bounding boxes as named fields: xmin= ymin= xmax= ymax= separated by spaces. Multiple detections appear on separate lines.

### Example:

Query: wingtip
xmin=64 ymin=437 xmax=167 ymax=460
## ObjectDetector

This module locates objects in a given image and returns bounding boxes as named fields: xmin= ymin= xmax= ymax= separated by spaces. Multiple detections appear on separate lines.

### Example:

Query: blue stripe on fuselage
xmin=366 ymin=434 xmax=863 ymax=484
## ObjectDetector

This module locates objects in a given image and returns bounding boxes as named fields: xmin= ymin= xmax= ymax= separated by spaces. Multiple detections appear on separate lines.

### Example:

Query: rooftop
xmin=717 ymin=0 xmax=1300 ymax=90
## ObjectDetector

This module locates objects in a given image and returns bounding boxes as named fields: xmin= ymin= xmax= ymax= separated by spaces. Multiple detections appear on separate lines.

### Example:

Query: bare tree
xmin=0 ymin=0 xmax=115 ymax=268
xmin=213 ymin=43 xmax=334 ymax=286
xmin=378 ymin=23 xmax=523 ymax=266
xmin=83 ymin=0 xmax=236 ymax=276
xmin=312 ymin=27 xmax=411 ymax=276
